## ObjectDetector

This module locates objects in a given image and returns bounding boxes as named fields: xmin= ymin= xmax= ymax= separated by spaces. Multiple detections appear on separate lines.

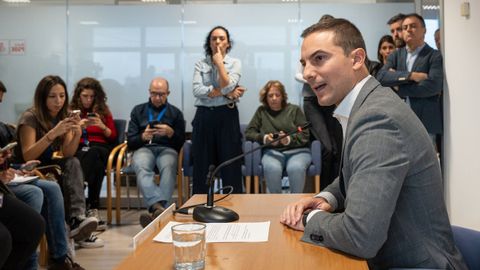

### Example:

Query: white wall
xmin=444 ymin=0 xmax=480 ymax=230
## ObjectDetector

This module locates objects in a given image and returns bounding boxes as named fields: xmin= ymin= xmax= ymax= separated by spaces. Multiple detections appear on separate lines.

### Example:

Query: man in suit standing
xmin=280 ymin=18 xmax=466 ymax=269
xmin=378 ymin=13 xmax=443 ymax=148
xmin=387 ymin=13 xmax=406 ymax=49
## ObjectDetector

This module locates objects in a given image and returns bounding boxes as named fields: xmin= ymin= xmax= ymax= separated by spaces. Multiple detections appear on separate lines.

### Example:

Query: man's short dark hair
xmin=0 ymin=80 xmax=6 ymax=93
xmin=301 ymin=18 xmax=366 ymax=56
xmin=387 ymin=13 xmax=406 ymax=25
xmin=318 ymin=14 xmax=334 ymax=23
xmin=404 ymin=13 xmax=426 ymax=28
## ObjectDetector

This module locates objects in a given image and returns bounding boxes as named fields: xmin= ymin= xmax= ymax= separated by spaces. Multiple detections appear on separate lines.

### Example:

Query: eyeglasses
xmin=149 ymin=91 xmax=167 ymax=98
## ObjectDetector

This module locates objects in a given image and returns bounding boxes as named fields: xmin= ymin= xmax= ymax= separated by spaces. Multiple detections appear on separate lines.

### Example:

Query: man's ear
xmin=352 ymin=48 xmax=366 ymax=70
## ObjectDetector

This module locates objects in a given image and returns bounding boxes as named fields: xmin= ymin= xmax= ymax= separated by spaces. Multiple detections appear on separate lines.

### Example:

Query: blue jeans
xmin=261 ymin=148 xmax=312 ymax=193
xmin=11 ymin=180 xmax=69 ymax=268
xmin=132 ymin=146 xmax=178 ymax=208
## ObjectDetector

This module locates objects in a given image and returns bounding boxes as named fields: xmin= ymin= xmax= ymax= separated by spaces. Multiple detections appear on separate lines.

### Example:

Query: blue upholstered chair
xmin=452 ymin=225 xmax=480 ymax=270
xmin=181 ymin=139 xmax=253 ymax=199
xmin=251 ymin=140 xmax=322 ymax=193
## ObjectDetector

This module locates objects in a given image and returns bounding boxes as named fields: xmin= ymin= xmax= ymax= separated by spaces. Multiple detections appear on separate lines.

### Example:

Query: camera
xmin=87 ymin=112 xmax=96 ymax=117
xmin=272 ymin=133 xmax=279 ymax=139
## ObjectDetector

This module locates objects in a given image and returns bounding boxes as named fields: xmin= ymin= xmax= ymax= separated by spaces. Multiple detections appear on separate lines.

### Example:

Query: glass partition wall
xmin=0 ymin=1 xmax=414 ymax=130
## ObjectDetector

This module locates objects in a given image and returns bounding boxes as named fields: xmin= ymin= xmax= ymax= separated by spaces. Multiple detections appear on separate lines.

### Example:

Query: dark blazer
xmin=377 ymin=43 xmax=443 ymax=134
xmin=302 ymin=77 xmax=466 ymax=269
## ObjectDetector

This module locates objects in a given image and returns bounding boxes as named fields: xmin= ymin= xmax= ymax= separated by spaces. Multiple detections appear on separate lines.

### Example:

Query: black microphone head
xmin=303 ymin=122 xmax=312 ymax=129
xmin=208 ymin=165 xmax=216 ymax=172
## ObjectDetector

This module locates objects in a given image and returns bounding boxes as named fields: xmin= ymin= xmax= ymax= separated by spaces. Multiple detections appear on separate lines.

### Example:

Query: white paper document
xmin=154 ymin=221 xmax=270 ymax=243
xmin=7 ymin=174 xmax=38 ymax=186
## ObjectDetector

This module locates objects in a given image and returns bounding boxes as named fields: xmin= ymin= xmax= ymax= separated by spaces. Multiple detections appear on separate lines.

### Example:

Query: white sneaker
xmin=87 ymin=209 xmax=107 ymax=231
xmin=78 ymin=234 xmax=104 ymax=249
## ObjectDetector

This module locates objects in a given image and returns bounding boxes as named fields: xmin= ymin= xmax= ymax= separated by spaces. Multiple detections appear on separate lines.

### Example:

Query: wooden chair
xmin=106 ymin=142 xmax=184 ymax=225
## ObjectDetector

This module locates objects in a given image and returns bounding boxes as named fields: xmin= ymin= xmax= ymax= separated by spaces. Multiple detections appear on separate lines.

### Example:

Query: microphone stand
xmin=192 ymin=122 xmax=311 ymax=223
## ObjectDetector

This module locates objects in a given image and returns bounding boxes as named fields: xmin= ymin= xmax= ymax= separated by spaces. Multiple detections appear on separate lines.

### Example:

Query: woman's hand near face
xmin=212 ymin=45 xmax=224 ymax=67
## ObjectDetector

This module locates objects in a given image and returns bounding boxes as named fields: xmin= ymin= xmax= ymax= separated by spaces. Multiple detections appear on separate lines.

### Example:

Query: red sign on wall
xmin=9 ymin=40 xmax=26 ymax=55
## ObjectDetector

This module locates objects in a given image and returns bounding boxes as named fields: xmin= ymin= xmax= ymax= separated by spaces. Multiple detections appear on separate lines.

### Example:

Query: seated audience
xmin=0 ymin=80 xmax=84 ymax=269
xmin=0 ymin=150 xmax=45 ymax=270
xmin=245 ymin=80 xmax=311 ymax=193
xmin=14 ymin=75 xmax=99 ymax=246
xmin=70 ymin=77 xmax=118 ymax=232
xmin=127 ymin=77 xmax=185 ymax=228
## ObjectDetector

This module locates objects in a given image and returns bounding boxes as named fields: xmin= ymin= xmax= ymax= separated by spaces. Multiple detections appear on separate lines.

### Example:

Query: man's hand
xmin=280 ymin=197 xmax=332 ymax=231
xmin=153 ymin=124 xmax=174 ymax=138
xmin=409 ymin=72 xmax=428 ymax=82
xmin=142 ymin=125 xmax=156 ymax=142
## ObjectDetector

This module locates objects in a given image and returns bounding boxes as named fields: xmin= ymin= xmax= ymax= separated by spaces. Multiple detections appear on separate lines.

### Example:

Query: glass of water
xmin=171 ymin=223 xmax=206 ymax=270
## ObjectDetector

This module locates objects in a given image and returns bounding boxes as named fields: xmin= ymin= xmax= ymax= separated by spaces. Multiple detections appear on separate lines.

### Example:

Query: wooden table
xmin=115 ymin=194 xmax=368 ymax=270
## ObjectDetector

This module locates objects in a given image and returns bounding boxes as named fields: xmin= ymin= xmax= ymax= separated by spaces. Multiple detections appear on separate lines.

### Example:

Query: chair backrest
xmin=452 ymin=225 xmax=480 ymax=270
xmin=113 ymin=119 xmax=127 ymax=146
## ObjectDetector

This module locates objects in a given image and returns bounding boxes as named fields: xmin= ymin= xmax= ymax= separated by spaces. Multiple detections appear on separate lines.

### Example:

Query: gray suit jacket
xmin=302 ymin=77 xmax=466 ymax=269
xmin=377 ymin=44 xmax=443 ymax=134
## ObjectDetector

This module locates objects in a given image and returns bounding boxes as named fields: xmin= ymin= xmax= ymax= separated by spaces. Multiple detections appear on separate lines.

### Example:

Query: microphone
xmin=183 ymin=122 xmax=311 ymax=223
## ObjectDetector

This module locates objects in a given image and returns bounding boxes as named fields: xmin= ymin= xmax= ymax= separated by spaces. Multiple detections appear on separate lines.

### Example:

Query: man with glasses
xmin=127 ymin=77 xmax=185 ymax=227
xmin=378 ymin=13 xmax=443 ymax=150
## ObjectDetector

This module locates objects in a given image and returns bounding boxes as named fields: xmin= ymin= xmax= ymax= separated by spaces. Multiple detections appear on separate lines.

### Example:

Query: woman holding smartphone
xmin=192 ymin=26 xmax=245 ymax=194
xmin=15 ymin=75 xmax=99 ymax=252
xmin=245 ymin=80 xmax=311 ymax=193
xmin=70 ymin=77 xmax=117 ymax=233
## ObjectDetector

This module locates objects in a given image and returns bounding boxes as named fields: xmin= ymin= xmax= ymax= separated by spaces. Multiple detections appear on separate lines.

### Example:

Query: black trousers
xmin=76 ymin=142 xmax=112 ymax=209
xmin=0 ymin=193 xmax=45 ymax=270
xmin=192 ymin=105 xmax=243 ymax=194
xmin=303 ymin=97 xmax=343 ymax=190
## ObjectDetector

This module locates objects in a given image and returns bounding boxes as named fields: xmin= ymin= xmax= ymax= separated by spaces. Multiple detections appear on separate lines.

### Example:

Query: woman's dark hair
xmin=377 ymin=35 xmax=395 ymax=63
xmin=33 ymin=75 xmax=68 ymax=131
xmin=70 ymin=77 xmax=110 ymax=119
xmin=0 ymin=80 xmax=6 ymax=93
xmin=203 ymin=26 xmax=233 ymax=57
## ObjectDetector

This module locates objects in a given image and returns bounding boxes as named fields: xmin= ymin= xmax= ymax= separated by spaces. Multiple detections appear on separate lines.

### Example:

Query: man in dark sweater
xmin=127 ymin=77 xmax=185 ymax=227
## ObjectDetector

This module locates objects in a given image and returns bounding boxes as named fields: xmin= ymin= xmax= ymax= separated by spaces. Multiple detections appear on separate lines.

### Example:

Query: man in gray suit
xmin=280 ymin=18 xmax=466 ymax=269
xmin=377 ymin=13 xmax=443 ymax=147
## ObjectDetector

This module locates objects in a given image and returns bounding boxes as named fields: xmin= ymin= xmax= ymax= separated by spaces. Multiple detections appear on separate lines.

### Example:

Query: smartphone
xmin=87 ymin=112 xmax=96 ymax=118
xmin=69 ymin=110 xmax=81 ymax=117
xmin=10 ymin=162 xmax=39 ymax=171
xmin=149 ymin=120 xmax=161 ymax=128
xmin=0 ymin=142 xmax=17 ymax=153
